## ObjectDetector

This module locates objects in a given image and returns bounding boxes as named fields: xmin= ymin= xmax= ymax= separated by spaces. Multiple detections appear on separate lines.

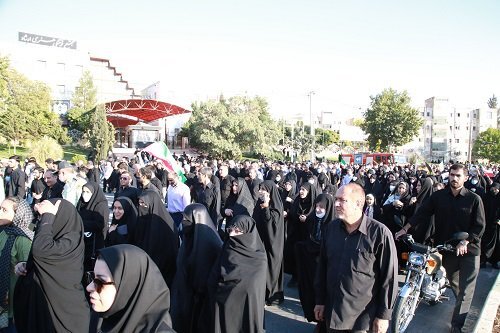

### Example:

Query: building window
xmin=487 ymin=112 xmax=493 ymax=119
xmin=455 ymin=139 xmax=460 ymax=143
xmin=426 ymin=112 xmax=430 ymax=117
xmin=457 ymin=113 xmax=461 ymax=117
xmin=450 ymin=126 xmax=453 ymax=130
xmin=473 ymin=113 xmax=477 ymax=118
xmin=473 ymin=126 xmax=476 ymax=131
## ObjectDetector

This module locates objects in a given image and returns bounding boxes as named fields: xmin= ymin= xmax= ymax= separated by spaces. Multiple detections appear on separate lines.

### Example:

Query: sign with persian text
xmin=18 ymin=32 xmax=77 ymax=49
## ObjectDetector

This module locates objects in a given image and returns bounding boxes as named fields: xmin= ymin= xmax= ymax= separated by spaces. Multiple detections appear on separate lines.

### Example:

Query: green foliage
xmin=361 ymin=88 xmax=423 ymax=151
xmin=70 ymin=154 xmax=87 ymax=165
xmin=472 ymin=128 xmax=500 ymax=162
xmin=87 ymin=104 xmax=115 ymax=161
xmin=183 ymin=96 xmax=281 ymax=159
xmin=67 ymin=70 xmax=97 ymax=132
xmin=0 ymin=57 xmax=8 ymax=111
xmin=71 ymin=70 xmax=97 ymax=110
xmin=26 ymin=136 xmax=64 ymax=162
xmin=315 ymin=127 xmax=340 ymax=146
xmin=352 ymin=118 xmax=365 ymax=127
xmin=0 ymin=60 xmax=69 ymax=148
xmin=62 ymin=145 xmax=91 ymax=161
xmin=487 ymin=94 xmax=497 ymax=109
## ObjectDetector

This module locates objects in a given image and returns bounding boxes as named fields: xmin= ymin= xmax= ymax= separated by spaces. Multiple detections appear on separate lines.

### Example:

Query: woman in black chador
xmin=284 ymin=182 xmax=317 ymax=285
xmin=14 ymin=199 xmax=90 ymax=333
xmin=106 ymin=196 xmax=138 ymax=246
xmin=171 ymin=203 xmax=222 ymax=333
xmin=223 ymin=178 xmax=255 ymax=226
xmin=252 ymin=180 xmax=285 ymax=305
xmin=213 ymin=215 xmax=267 ymax=333
xmin=86 ymin=244 xmax=175 ymax=332
xmin=77 ymin=181 xmax=109 ymax=273
xmin=295 ymin=194 xmax=335 ymax=333
xmin=135 ymin=191 xmax=178 ymax=288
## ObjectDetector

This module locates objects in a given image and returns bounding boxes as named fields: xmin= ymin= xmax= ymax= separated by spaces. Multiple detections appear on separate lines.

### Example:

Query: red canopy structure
xmin=105 ymin=99 xmax=190 ymax=126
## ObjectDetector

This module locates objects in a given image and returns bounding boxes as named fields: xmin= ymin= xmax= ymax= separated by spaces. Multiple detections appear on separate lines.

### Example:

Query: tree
xmin=183 ymin=95 xmax=281 ymax=159
xmin=361 ymin=88 xmax=423 ymax=151
xmin=315 ymin=127 xmax=340 ymax=147
xmin=487 ymin=94 xmax=497 ymax=109
xmin=0 ymin=59 xmax=69 ymax=152
xmin=67 ymin=70 xmax=97 ymax=133
xmin=87 ymin=104 xmax=115 ymax=161
xmin=472 ymin=128 xmax=500 ymax=162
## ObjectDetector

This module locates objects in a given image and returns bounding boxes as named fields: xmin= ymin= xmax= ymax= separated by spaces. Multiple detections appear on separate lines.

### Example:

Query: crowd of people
xmin=0 ymin=151 xmax=498 ymax=333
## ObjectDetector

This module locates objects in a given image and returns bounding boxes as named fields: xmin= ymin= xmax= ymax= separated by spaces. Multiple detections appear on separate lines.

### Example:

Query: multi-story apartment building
xmin=421 ymin=97 xmax=498 ymax=162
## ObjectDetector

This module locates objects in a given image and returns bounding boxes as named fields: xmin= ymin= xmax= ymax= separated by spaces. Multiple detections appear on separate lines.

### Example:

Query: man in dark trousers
xmin=396 ymin=163 xmax=485 ymax=333
xmin=314 ymin=183 xmax=398 ymax=333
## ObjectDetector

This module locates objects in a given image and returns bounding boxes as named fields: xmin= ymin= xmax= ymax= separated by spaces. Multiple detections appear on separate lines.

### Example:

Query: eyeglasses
xmin=120 ymin=177 xmax=129 ymax=180
xmin=86 ymin=271 xmax=114 ymax=293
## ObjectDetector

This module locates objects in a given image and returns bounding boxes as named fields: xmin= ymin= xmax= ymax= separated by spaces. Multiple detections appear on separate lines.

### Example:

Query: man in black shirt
xmin=196 ymin=167 xmax=221 ymax=230
xmin=114 ymin=171 xmax=140 ymax=206
xmin=314 ymin=183 xmax=398 ymax=333
xmin=396 ymin=163 xmax=485 ymax=333
xmin=218 ymin=163 xmax=235 ymax=214
xmin=6 ymin=155 xmax=26 ymax=198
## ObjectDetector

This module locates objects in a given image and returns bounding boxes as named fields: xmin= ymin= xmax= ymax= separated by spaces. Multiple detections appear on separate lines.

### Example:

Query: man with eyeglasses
xmin=314 ymin=183 xmax=398 ymax=333
xmin=114 ymin=171 xmax=140 ymax=206
xmin=166 ymin=171 xmax=191 ymax=234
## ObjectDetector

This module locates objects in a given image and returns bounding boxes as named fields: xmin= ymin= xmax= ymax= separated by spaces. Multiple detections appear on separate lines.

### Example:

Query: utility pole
xmin=308 ymin=91 xmax=315 ymax=162
xmin=468 ymin=109 xmax=473 ymax=162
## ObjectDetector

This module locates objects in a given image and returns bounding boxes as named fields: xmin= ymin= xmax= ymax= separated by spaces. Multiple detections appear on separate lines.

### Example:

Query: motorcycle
xmin=391 ymin=232 xmax=469 ymax=333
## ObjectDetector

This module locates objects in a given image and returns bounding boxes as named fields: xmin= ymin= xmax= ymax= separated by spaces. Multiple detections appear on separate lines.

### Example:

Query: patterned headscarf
xmin=11 ymin=199 xmax=34 ymax=240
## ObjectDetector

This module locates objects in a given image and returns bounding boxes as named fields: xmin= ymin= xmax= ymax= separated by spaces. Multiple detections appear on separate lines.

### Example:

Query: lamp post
xmin=308 ymin=91 xmax=315 ymax=162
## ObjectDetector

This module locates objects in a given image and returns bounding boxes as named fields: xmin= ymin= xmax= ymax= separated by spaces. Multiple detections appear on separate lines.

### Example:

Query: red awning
xmin=105 ymin=99 xmax=190 ymax=127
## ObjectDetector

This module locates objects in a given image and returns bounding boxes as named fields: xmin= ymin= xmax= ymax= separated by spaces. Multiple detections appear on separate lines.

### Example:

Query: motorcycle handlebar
xmin=399 ymin=234 xmax=457 ymax=254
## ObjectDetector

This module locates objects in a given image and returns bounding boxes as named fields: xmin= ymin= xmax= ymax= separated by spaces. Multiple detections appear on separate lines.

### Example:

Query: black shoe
xmin=450 ymin=325 xmax=462 ymax=333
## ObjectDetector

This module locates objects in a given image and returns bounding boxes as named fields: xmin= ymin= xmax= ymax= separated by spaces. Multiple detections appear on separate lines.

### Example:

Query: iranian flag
xmin=338 ymin=154 xmax=347 ymax=166
xmin=143 ymin=142 xmax=187 ymax=183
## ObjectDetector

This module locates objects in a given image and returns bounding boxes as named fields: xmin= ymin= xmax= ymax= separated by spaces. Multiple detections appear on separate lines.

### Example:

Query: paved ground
xmin=265 ymin=269 xmax=498 ymax=333
xmin=103 ymin=193 xmax=498 ymax=332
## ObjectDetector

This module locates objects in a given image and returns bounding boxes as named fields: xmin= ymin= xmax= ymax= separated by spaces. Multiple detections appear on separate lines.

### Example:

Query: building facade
xmin=1 ymin=32 xmax=137 ymax=114
xmin=420 ymin=97 xmax=498 ymax=162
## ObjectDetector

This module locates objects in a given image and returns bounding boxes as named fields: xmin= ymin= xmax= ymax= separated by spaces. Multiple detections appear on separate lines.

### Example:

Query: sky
xmin=0 ymin=0 xmax=499 ymax=118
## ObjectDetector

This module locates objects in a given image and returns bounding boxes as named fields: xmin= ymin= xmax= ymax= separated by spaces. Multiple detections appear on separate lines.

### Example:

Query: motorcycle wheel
xmin=390 ymin=286 xmax=419 ymax=333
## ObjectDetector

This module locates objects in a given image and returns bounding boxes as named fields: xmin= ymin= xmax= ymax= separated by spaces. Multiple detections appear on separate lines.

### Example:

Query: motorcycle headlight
xmin=409 ymin=253 xmax=425 ymax=266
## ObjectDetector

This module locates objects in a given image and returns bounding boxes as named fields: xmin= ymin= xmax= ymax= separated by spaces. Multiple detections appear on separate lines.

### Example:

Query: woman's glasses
xmin=86 ymin=271 xmax=115 ymax=293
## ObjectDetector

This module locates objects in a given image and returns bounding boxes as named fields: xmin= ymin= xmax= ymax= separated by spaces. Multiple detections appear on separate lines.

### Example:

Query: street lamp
xmin=308 ymin=91 xmax=315 ymax=161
